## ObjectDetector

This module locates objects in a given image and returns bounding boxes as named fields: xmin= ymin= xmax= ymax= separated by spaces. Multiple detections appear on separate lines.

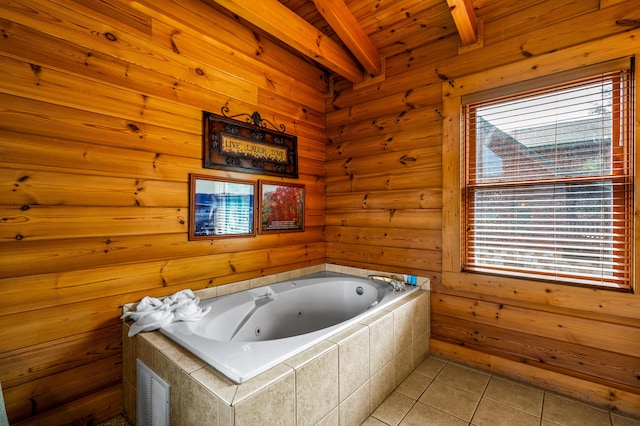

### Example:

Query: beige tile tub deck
xmin=122 ymin=275 xmax=430 ymax=426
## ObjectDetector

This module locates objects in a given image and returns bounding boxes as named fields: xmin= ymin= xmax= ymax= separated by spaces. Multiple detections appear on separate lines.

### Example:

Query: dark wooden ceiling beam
xmin=210 ymin=0 xmax=366 ymax=83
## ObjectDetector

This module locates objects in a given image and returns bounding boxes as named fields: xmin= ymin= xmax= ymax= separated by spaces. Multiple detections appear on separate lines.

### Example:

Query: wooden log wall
xmin=325 ymin=0 xmax=640 ymax=418
xmin=0 ymin=0 xmax=326 ymax=424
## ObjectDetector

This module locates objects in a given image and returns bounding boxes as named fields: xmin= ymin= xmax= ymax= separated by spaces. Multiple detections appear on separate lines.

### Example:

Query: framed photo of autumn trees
xmin=259 ymin=181 xmax=305 ymax=234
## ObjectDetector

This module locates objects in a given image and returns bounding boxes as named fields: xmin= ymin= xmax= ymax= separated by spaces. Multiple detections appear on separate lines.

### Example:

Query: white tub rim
xmin=159 ymin=272 xmax=419 ymax=383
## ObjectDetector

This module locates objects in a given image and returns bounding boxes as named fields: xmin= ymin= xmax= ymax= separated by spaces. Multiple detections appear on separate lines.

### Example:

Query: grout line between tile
xmin=467 ymin=366 xmax=490 ymax=426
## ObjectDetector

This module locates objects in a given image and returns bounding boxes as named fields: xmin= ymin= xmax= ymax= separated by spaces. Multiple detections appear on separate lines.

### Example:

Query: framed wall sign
xmin=259 ymin=181 xmax=305 ymax=234
xmin=202 ymin=108 xmax=298 ymax=178
xmin=189 ymin=174 xmax=257 ymax=240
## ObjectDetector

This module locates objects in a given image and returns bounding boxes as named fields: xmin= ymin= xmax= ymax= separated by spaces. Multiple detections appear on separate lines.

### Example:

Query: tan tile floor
xmin=364 ymin=356 xmax=640 ymax=426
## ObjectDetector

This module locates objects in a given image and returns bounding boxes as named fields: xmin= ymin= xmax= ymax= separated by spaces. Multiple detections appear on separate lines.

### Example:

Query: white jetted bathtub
xmin=160 ymin=272 xmax=419 ymax=383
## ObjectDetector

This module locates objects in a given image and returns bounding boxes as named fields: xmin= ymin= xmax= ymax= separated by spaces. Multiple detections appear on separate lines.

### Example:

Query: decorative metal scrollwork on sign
xmin=202 ymin=108 xmax=298 ymax=178
xmin=220 ymin=106 xmax=286 ymax=133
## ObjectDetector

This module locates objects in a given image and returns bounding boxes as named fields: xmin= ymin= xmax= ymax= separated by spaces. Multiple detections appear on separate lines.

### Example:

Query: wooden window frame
xmin=442 ymin=48 xmax=638 ymax=293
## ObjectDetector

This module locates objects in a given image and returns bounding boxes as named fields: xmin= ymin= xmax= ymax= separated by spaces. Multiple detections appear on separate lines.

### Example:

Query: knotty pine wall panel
xmin=325 ymin=0 xmax=640 ymax=417
xmin=0 ymin=0 xmax=326 ymax=424
xmin=431 ymin=313 xmax=639 ymax=391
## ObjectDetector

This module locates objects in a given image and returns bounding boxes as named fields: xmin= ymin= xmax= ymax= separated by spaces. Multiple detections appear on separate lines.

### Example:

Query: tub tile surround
xmin=122 ymin=264 xmax=431 ymax=425
xmin=329 ymin=324 xmax=370 ymax=403
xmin=286 ymin=340 xmax=339 ymax=425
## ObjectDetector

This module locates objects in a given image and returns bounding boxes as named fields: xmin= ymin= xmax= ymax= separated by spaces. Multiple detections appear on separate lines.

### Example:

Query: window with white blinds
xmin=463 ymin=67 xmax=634 ymax=289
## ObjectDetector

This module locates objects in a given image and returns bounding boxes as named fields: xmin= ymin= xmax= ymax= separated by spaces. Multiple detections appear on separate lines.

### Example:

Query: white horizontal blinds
xmin=464 ymin=68 xmax=633 ymax=288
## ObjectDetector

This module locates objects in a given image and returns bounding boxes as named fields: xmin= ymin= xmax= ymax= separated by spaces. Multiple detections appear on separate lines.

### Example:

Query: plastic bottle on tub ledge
xmin=404 ymin=274 xmax=417 ymax=286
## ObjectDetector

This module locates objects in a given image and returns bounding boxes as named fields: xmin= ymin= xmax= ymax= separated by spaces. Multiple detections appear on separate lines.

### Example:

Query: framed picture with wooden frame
xmin=189 ymin=174 xmax=257 ymax=240
xmin=259 ymin=181 xmax=305 ymax=234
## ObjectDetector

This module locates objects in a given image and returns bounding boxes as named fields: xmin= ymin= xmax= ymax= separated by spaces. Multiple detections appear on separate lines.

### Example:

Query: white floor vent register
xmin=136 ymin=359 xmax=170 ymax=426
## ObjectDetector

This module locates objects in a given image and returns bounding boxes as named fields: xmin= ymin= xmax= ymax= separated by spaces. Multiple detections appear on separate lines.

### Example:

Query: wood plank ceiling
xmin=204 ymin=0 xmax=478 ymax=84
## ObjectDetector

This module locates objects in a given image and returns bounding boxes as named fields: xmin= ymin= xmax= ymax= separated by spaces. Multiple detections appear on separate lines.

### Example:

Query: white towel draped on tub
xmin=121 ymin=289 xmax=211 ymax=337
